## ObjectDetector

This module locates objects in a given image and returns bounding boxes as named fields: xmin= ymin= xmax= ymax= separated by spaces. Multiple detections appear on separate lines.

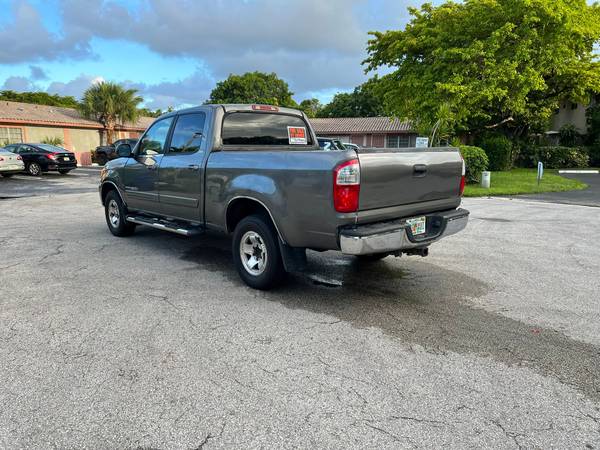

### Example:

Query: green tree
xmin=79 ymin=82 xmax=142 ymax=144
xmin=318 ymin=78 xmax=385 ymax=118
xmin=138 ymin=107 xmax=163 ymax=118
xmin=208 ymin=72 xmax=297 ymax=107
xmin=298 ymin=98 xmax=322 ymax=118
xmin=0 ymin=90 xmax=79 ymax=108
xmin=364 ymin=0 xmax=600 ymax=137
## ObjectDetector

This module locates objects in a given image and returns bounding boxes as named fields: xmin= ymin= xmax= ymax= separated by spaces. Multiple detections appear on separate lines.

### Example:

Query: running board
xmin=126 ymin=215 xmax=204 ymax=236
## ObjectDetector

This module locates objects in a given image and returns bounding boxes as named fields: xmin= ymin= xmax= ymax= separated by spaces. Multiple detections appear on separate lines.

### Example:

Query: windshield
xmin=35 ymin=144 xmax=68 ymax=153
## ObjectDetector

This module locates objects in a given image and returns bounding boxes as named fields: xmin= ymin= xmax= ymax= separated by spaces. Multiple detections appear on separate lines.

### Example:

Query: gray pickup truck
xmin=99 ymin=104 xmax=469 ymax=289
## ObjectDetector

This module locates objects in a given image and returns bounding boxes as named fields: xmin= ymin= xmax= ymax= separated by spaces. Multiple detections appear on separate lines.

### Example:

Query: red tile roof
xmin=0 ymin=101 xmax=154 ymax=130
xmin=309 ymin=116 xmax=413 ymax=134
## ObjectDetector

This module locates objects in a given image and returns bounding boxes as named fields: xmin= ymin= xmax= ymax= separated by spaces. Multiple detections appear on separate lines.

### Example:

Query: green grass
xmin=463 ymin=169 xmax=588 ymax=197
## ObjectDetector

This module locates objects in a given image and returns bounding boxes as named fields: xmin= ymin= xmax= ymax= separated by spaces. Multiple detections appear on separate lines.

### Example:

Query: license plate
xmin=407 ymin=216 xmax=427 ymax=235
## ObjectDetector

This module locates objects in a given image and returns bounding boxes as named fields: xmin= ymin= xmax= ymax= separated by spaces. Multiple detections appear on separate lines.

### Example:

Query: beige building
xmin=551 ymin=100 xmax=589 ymax=134
xmin=0 ymin=101 xmax=153 ymax=165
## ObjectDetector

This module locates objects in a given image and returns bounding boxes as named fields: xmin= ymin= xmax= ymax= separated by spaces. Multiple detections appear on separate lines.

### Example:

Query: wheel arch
xmin=100 ymin=181 xmax=126 ymax=207
xmin=226 ymin=197 xmax=286 ymax=244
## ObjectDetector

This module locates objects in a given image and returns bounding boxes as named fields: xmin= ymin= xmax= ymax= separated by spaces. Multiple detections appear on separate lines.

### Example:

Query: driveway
xmin=0 ymin=177 xmax=599 ymax=448
xmin=520 ymin=172 xmax=600 ymax=207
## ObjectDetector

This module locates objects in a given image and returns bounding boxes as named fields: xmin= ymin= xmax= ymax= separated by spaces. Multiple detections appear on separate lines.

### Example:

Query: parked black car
xmin=93 ymin=138 xmax=138 ymax=165
xmin=3 ymin=143 xmax=77 ymax=176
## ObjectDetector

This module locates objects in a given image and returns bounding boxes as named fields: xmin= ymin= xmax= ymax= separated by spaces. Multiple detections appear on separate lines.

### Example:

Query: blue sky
xmin=0 ymin=0 xmax=434 ymax=109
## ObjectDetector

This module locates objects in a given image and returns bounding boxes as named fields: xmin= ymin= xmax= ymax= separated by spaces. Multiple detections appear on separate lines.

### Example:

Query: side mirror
xmin=116 ymin=143 xmax=133 ymax=158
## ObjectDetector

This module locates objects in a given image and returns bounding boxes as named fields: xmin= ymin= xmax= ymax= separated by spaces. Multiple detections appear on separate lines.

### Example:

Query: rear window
xmin=222 ymin=113 xmax=312 ymax=146
xmin=35 ymin=144 xmax=67 ymax=153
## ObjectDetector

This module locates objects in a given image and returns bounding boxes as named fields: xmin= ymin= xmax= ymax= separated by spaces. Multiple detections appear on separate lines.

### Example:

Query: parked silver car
xmin=0 ymin=147 xmax=25 ymax=178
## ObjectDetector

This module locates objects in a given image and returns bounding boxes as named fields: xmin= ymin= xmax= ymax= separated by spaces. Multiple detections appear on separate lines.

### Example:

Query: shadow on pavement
xmin=154 ymin=229 xmax=600 ymax=402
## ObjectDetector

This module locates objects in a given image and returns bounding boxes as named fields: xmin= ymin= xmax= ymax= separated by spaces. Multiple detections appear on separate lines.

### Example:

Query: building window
xmin=386 ymin=134 xmax=409 ymax=148
xmin=0 ymin=127 xmax=23 ymax=145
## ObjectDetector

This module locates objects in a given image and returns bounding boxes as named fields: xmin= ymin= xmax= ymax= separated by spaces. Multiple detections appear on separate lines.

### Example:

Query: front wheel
xmin=232 ymin=214 xmax=285 ymax=290
xmin=104 ymin=190 xmax=136 ymax=237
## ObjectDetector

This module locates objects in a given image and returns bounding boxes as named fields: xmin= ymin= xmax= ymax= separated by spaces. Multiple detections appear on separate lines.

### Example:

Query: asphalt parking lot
xmin=1 ymin=173 xmax=599 ymax=448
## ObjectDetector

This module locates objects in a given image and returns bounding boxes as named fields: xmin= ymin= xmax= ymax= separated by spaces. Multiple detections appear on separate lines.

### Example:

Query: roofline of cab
xmin=154 ymin=104 xmax=305 ymax=121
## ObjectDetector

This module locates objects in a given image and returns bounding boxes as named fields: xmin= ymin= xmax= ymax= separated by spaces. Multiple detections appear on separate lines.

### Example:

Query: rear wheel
xmin=232 ymin=214 xmax=284 ymax=290
xmin=104 ymin=190 xmax=136 ymax=237
xmin=1 ymin=173 xmax=15 ymax=178
xmin=27 ymin=162 xmax=42 ymax=176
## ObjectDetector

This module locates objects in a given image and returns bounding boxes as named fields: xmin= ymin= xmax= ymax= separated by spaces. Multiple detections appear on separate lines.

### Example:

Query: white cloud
xmin=46 ymin=74 xmax=104 ymax=98
xmin=0 ymin=0 xmax=93 ymax=63
xmin=1 ymin=76 xmax=36 ymax=91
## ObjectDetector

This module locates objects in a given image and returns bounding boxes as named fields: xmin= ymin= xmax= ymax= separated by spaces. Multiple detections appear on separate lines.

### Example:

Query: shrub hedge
xmin=524 ymin=146 xmax=590 ymax=169
xmin=587 ymin=143 xmax=600 ymax=167
xmin=477 ymin=134 xmax=513 ymax=171
xmin=459 ymin=146 xmax=489 ymax=183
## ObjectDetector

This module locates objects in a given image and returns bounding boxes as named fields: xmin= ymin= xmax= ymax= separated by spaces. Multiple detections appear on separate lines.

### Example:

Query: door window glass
xmin=139 ymin=117 xmax=173 ymax=156
xmin=169 ymin=113 xmax=206 ymax=154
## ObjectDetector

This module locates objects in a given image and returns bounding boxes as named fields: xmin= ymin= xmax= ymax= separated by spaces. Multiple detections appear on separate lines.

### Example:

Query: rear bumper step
xmin=126 ymin=215 xmax=204 ymax=237
xmin=339 ymin=208 xmax=469 ymax=256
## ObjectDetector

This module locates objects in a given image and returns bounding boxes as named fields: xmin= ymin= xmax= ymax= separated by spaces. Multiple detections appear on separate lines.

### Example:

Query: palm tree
xmin=79 ymin=82 xmax=143 ymax=144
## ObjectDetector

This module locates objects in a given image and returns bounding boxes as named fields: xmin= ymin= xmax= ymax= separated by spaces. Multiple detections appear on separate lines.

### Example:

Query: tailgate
xmin=357 ymin=147 xmax=463 ymax=211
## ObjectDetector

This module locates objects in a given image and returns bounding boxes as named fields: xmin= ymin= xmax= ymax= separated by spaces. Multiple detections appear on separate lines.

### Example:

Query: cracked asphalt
xmin=1 ymin=174 xmax=599 ymax=449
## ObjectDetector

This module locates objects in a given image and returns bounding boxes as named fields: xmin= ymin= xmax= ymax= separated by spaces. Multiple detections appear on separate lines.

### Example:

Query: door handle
xmin=188 ymin=164 xmax=200 ymax=171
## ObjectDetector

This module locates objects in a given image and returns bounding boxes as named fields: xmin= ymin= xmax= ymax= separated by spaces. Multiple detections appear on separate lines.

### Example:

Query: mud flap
xmin=278 ymin=238 xmax=307 ymax=273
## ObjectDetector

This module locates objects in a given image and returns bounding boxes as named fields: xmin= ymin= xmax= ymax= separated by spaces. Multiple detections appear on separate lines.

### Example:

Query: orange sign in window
xmin=288 ymin=126 xmax=307 ymax=145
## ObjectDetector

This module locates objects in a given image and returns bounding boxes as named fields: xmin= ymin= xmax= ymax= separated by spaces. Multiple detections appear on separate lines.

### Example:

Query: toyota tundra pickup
xmin=99 ymin=104 xmax=469 ymax=289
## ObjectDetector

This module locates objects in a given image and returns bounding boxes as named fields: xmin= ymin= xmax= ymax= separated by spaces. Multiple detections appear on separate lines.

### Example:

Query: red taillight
xmin=47 ymin=153 xmax=57 ymax=160
xmin=0 ymin=156 xmax=3 ymax=161
xmin=334 ymin=159 xmax=360 ymax=213
xmin=17 ymin=155 xmax=22 ymax=160
xmin=459 ymin=155 xmax=466 ymax=196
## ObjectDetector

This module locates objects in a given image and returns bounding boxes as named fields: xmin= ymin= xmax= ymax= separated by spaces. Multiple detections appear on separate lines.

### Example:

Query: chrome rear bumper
xmin=339 ymin=208 xmax=469 ymax=256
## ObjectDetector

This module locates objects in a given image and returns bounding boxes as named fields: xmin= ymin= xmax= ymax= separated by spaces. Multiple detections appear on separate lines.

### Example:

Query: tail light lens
xmin=334 ymin=159 xmax=360 ymax=213
xmin=17 ymin=155 xmax=22 ymax=160
xmin=0 ymin=156 xmax=4 ymax=161
xmin=459 ymin=156 xmax=466 ymax=196
xmin=47 ymin=153 xmax=57 ymax=160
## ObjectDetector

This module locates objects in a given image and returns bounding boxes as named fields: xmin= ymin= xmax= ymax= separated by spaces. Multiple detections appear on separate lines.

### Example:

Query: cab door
xmin=157 ymin=112 xmax=207 ymax=223
xmin=122 ymin=116 xmax=174 ymax=213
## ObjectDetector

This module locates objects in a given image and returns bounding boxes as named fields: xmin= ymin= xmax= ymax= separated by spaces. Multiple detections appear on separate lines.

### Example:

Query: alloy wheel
xmin=239 ymin=231 xmax=268 ymax=276
xmin=108 ymin=199 xmax=120 ymax=228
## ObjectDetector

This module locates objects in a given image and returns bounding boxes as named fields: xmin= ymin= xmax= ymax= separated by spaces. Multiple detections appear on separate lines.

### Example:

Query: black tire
xmin=1 ymin=173 xmax=15 ymax=178
xmin=356 ymin=253 xmax=389 ymax=262
xmin=58 ymin=169 xmax=72 ymax=175
xmin=232 ymin=214 xmax=285 ymax=290
xmin=104 ymin=190 xmax=136 ymax=237
xmin=27 ymin=162 xmax=42 ymax=176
